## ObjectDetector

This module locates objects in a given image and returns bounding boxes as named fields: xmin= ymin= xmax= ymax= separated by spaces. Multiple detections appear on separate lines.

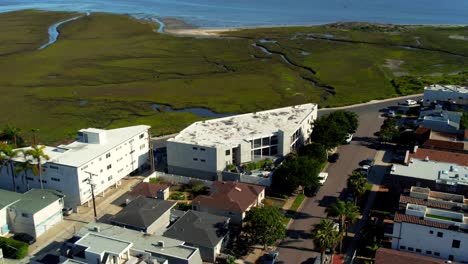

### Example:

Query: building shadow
xmin=318 ymin=195 xmax=338 ymax=208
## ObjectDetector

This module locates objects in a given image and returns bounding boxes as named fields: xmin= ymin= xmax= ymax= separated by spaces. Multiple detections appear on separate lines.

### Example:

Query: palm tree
xmin=0 ymin=143 xmax=19 ymax=192
xmin=15 ymin=157 xmax=34 ymax=191
xmin=30 ymin=128 xmax=40 ymax=145
xmin=347 ymin=171 xmax=368 ymax=204
xmin=312 ymin=219 xmax=340 ymax=264
xmin=25 ymin=145 xmax=50 ymax=190
xmin=1 ymin=125 xmax=21 ymax=147
xmin=326 ymin=199 xmax=360 ymax=253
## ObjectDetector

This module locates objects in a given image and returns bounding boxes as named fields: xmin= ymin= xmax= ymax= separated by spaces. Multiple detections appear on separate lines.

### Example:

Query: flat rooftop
xmin=391 ymin=159 xmax=468 ymax=186
xmin=13 ymin=125 xmax=149 ymax=167
xmin=77 ymin=222 xmax=198 ymax=260
xmin=75 ymin=233 xmax=132 ymax=256
xmin=424 ymin=84 xmax=468 ymax=93
xmin=169 ymin=103 xmax=317 ymax=148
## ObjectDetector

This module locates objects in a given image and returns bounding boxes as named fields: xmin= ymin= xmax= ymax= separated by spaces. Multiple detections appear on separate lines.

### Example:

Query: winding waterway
xmin=151 ymin=104 xmax=234 ymax=118
xmin=1 ymin=0 xmax=467 ymax=28
xmin=38 ymin=13 xmax=87 ymax=50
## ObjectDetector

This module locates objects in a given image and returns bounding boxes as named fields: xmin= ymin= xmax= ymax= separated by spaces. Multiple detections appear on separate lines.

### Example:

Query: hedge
xmin=0 ymin=237 xmax=29 ymax=259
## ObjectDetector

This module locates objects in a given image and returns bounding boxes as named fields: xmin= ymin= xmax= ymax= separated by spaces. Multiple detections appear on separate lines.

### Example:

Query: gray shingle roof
xmin=163 ymin=210 xmax=229 ymax=248
xmin=110 ymin=196 xmax=175 ymax=231
xmin=10 ymin=189 xmax=64 ymax=214
xmin=0 ymin=189 xmax=22 ymax=210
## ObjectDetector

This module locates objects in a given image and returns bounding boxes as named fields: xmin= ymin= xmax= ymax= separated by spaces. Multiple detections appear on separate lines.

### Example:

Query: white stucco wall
xmin=392 ymin=221 xmax=467 ymax=262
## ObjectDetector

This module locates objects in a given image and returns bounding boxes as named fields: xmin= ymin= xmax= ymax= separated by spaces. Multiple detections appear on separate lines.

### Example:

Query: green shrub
xmin=149 ymin=177 xmax=164 ymax=184
xmin=226 ymin=164 xmax=237 ymax=172
xmin=0 ymin=237 xmax=29 ymax=259
xmin=176 ymin=202 xmax=192 ymax=211
xmin=169 ymin=191 xmax=185 ymax=200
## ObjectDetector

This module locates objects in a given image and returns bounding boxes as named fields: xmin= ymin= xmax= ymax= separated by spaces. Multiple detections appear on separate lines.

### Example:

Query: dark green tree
xmin=298 ymin=142 xmax=327 ymax=164
xmin=347 ymin=171 xmax=368 ymax=204
xmin=0 ymin=143 xmax=19 ymax=192
xmin=272 ymin=156 xmax=321 ymax=195
xmin=1 ymin=125 xmax=24 ymax=147
xmin=326 ymin=199 xmax=360 ymax=253
xmin=378 ymin=118 xmax=398 ymax=143
xmin=312 ymin=219 xmax=341 ymax=264
xmin=311 ymin=110 xmax=359 ymax=149
xmin=243 ymin=206 xmax=286 ymax=249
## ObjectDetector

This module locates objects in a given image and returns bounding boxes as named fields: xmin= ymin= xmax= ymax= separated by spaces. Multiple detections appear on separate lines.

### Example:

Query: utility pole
xmin=148 ymin=129 xmax=155 ymax=173
xmin=84 ymin=171 xmax=98 ymax=220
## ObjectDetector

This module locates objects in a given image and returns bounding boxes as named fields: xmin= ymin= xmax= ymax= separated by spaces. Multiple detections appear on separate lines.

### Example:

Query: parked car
xmin=262 ymin=251 xmax=279 ymax=264
xmin=13 ymin=233 xmax=36 ymax=245
xmin=344 ymin=133 xmax=353 ymax=144
xmin=328 ymin=153 xmax=340 ymax=163
xmin=388 ymin=110 xmax=396 ymax=117
xmin=62 ymin=207 xmax=73 ymax=216
xmin=318 ymin=172 xmax=328 ymax=185
xmin=404 ymin=99 xmax=417 ymax=106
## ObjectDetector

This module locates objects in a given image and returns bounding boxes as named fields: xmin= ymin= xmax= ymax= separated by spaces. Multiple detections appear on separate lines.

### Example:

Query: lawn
xmin=0 ymin=11 xmax=467 ymax=144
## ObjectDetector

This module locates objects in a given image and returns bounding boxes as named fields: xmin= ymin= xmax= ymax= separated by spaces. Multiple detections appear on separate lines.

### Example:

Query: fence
xmin=146 ymin=171 xmax=213 ymax=187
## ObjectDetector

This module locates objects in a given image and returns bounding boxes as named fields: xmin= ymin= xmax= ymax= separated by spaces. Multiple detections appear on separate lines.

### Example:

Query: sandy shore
xmin=158 ymin=17 xmax=239 ymax=36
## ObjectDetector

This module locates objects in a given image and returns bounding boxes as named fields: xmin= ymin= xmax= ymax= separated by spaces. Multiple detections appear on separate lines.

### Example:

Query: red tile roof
xmin=423 ymin=139 xmax=465 ymax=150
xmin=129 ymin=182 xmax=169 ymax=198
xmin=192 ymin=181 xmax=264 ymax=213
xmin=393 ymin=213 xmax=452 ymax=230
xmin=415 ymin=127 xmax=431 ymax=136
xmin=399 ymin=195 xmax=454 ymax=210
xmin=407 ymin=148 xmax=468 ymax=166
xmin=375 ymin=248 xmax=456 ymax=264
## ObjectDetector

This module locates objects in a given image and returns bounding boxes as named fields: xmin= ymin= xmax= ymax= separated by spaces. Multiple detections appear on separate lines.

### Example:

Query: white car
xmin=405 ymin=99 xmax=417 ymax=106
xmin=319 ymin=172 xmax=328 ymax=185
xmin=388 ymin=110 xmax=396 ymax=117
xmin=344 ymin=133 xmax=353 ymax=144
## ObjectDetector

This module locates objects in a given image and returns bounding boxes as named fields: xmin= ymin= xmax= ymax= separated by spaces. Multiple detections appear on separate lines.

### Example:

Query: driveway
xmin=276 ymin=95 xmax=420 ymax=264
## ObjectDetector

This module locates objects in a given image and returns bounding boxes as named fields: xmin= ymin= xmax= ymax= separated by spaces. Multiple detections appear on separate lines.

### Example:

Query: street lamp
xmin=84 ymin=171 xmax=98 ymax=220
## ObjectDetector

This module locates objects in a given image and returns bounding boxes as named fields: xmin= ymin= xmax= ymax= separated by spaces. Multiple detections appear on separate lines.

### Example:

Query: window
xmin=271 ymin=135 xmax=278 ymax=145
xmin=429 ymin=230 xmax=434 ymax=234
xmin=106 ymin=153 xmax=111 ymax=158
xmin=437 ymin=232 xmax=443 ymax=237
xmin=26 ymin=177 xmax=34 ymax=181
xmin=416 ymin=249 xmax=421 ymax=253
xmin=108 ymin=176 xmax=113 ymax=181
xmin=200 ymin=148 xmax=206 ymax=151
xmin=399 ymin=246 xmax=406 ymax=250
xmin=193 ymin=147 xmax=198 ymax=150
xmin=434 ymin=252 xmax=440 ymax=256
xmin=407 ymin=247 xmax=414 ymax=251
xmin=193 ymin=158 xmax=198 ymax=161
xmin=253 ymin=139 xmax=261 ymax=148
xmin=139 ymin=133 xmax=144 ymax=139
xmin=201 ymin=159 xmax=206 ymax=162
xmin=449 ymin=255 xmax=454 ymax=261
xmin=140 ymin=144 xmax=145 ymax=150
xmin=107 ymin=164 xmax=112 ymax=170
xmin=426 ymin=250 xmax=432 ymax=254
xmin=81 ymin=165 xmax=88 ymax=171
xmin=452 ymin=240 xmax=461 ymax=248
xmin=51 ymin=177 xmax=60 ymax=182
xmin=262 ymin=137 xmax=270 ymax=145
xmin=100 ymin=169 xmax=103 ymax=173
xmin=21 ymin=213 xmax=29 ymax=218
xmin=225 ymin=150 xmax=230 ymax=156
xmin=50 ymin=165 xmax=59 ymax=170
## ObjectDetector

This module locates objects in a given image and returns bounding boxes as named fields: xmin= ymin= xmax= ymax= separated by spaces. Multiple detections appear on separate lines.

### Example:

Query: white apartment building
xmin=423 ymin=84 xmax=468 ymax=105
xmin=389 ymin=187 xmax=468 ymax=262
xmin=167 ymin=104 xmax=318 ymax=180
xmin=0 ymin=125 xmax=151 ymax=208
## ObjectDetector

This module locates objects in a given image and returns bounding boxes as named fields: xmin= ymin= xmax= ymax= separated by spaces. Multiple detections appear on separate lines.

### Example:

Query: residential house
xmin=414 ymin=127 xmax=468 ymax=154
xmin=375 ymin=248 xmax=460 ymax=264
xmin=129 ymin=181 xmax=170 ymax=200
xmin=110 ymin=196 xmax=175 ymax=234
xmin=386 ymin=187 xmax=468 ymax=262
xmin=192 ymin=181 xmax=264 ymax=225
xmin=67 ymin=222 xmax=202 ymax=264
xmin=405 ymin=146 xmax=468 ymax=167
xmin=385 ymin=158 xmax=468 ymax=195
xmin=423 ymin=84 xmax=468 ymax=106
xmin=419 ymin=105 xmax=463 ymax=133
xmin=167 ymin=104 xmax=317 ymax=180
xmin=0 ymin=189 xmax=21 ymax=235
xmin=0 ymin=189 xmax=64 ymax=238
xmin=0 ymin=125 xmax=151 ymax=209
xmin=163 ymin=210 xmax=230 ymax=263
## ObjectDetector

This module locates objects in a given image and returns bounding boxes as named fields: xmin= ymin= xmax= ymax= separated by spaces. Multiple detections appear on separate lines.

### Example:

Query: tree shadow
xmin=318 ymin=195 xmax=338 ymax=208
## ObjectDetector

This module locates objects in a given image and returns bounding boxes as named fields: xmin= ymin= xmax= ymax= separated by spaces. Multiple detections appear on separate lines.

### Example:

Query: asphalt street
xmin=276 ymin=95 xmax=421 ymax=264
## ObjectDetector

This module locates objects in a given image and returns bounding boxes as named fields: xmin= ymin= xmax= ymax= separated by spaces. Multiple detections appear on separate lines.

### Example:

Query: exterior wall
xmin=195 ymin=245 xmax=216 ymax=263
xmin=238 ymin=141 xmax=251 ymax=164
xmin=2 ymin=130 xmax=150 ymax=208
xmin=392 ymin=221 xmax=468 ymax=262
xmin=8 ymin=198 xmax=63 ymax=238
xmin=0 ymin=208 xmax=9 ymax=235
xmin=167 ymin=141 xmax=219 ymax=178
xmin=31 ymin=199 xmax=63 ymax=237
xmin=146 ymin=209 xmax=172 ymax=234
